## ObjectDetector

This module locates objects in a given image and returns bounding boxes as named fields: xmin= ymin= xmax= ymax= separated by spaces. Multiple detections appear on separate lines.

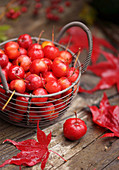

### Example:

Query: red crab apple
xmin=59 ymin=51 xmax=72 ymax=64
xmin=9 ymin=79 xmax=26 ymax=93
xmin=3 ymin=62 xmax=12 ymax=74
xmin=28 ymin=48 xmax=44 ymax=61
xmin=52 ymin=57 xmax=69 ymax=78
xmin=45 ymin=79 xmax=61 ymax=99
xmin=30 ymin=59 xmax=48 ymax=75
xmin=58 ymin=77 xmax=72 ymax=96
xmin=4 ymin=41 xmax=20 ymax=60
xmin=63 ymin=112 xmax=87 ymax=141
xmin=17 ymin=34 xmax=32 ymax=49
xmin=19 ymin=47 xmax=27 ymax=55
xmin=67 ymin=67 xmax=79 ymax=83
xmin=9 ymin=110 xmax=24 ymax=122
xmin=41 ymin=41 xmax=54 ymax=48
xmin=16 ymin=55 xmax=31 ymax=72
xmin=43 ymin=45 xmax=59 ymax=60
xmin=25 ymin=74 xmax=45 ymax=91
xmin=41 ymin=58 xmax=53 ymax=71
xmin=8 ymin=65 xmax=25 ymax=80
xmin=45 ymin=79 xmax=61 ymax=94
xmin=43 ymin=71 xmax=57 ymax=82
xmin=0 ymin=53 xmax=9 ymax=68
xmin=28 ymin=43 xmax=42 ymax=50
xmin=31 ymin=88 xmax=48 ymax=106
xmin=54 ymin=99 xmax=66 ymax=112
xmin=29 ymin=109 xmax=41 ymax=124
xmin=40 ymin=103 xmax=59 ymax=120
xmin=16 ymin=93 xmax=29 ymax=114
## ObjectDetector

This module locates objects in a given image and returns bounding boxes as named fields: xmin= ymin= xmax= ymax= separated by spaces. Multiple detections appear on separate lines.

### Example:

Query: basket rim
xmin=0 ymin=37 xmax=81 ymax=98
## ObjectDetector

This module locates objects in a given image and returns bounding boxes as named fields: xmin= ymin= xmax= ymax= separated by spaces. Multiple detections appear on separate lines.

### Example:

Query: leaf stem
xmin=49 ymin=150 xmax=67 ymax=162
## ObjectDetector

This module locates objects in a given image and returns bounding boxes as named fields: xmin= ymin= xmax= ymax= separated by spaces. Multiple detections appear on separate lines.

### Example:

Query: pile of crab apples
xmin=0 ymin=34 xmax=80 ymax=124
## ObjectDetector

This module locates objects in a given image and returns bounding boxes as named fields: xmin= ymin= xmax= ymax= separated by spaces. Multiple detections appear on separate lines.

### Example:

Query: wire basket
xmin=0 ymin=21 xmax=92 ymax=128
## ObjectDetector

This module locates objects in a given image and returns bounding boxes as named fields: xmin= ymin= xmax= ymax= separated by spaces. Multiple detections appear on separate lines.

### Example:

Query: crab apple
xmin=16 ymin=55 xmax=31 ymax=71
xmin=3 ymin=62 xmax=12 ymax=74
xmin=43 ymin=45 xmax=59 ymax=60
xmin=45 ymin=79 xmax=61 ymax=94
xmin=40 ymin=103 xmax=59 ymax=120
xmin=29 ymin=43 xmax=42 ymax=50
xmin=52 ymin=57 xmax=69 ymax=78
xmin=67 ymin=67 xmax=79 ymax=83
xmin=18 ymin=34 xmax=32 ymax=49
xmin=41 ymin=41 xmax=54 ymax=49
xmin=58 ymin=77 xmax=72 ymax=96
xmin=19 ymin=47 xmax=27 ymax=55
xmin=8 ymin=65 xmax=25 ymax=81
xmin=59 ymin=51 xmax=72 ymax=64
xmin=28 ymin=48 xmax=44 ymax=61
xmin=0 ymin=69 xmax=8 ymax=83
xmin=63 ymin=115 xmax=87 ymax=141
xmin=9 ymin=111 xmax=24 ymax=122
xmin=9 ymin=79 xmax=26 ymax=93
xmin=25 ymin=74 xmax=45 ymax=91
xmin=54 ymin=99 xmax=66 ymax=113
xmin=41 ymin=58 xmax=53 ymax=71
xmin=43 ymin=71 xmax=57 ymax=82
xmin=16 ymin=93 xmax=29 ymax=114
xmin=4 ymin=41 xmax=20 ymax=60
xmin=30 ymin=59 xmax=48 ymax=75
xmin=31 ymin=88 xmax=48 ymax=106
xmin=29 ymin=109 xmax=41 ymax=124
xmin=0 ymin=53 xmax=9 ymax=68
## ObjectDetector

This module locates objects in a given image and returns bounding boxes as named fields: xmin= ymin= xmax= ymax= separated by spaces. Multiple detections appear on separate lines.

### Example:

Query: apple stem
xmin=15 ymin=75 xmax=29 ymax=83
xmin=37 ymin=30 xmax=44 ymax=44
xmin=52 ymin=25 xmax=54 ymax=43
xmin=2 ymin=90 xmax=15 ymax=111
xmin=74 ymin=48 xmax=81 ymax=68
xmin=74 ymin=111 xmax=78 ymax=123
xmin=65 ymin=36 xmax=72 ymax=52
xmin=49 ymin=150 xmax=67 ymax=162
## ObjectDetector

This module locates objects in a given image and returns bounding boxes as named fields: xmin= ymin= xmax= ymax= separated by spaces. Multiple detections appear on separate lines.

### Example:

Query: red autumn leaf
xmin=0 ymin=120 xmax=51 ymax=169
xmin=89 ymin=93 xmax=119 ymax=138
xmin=79 ymin=51 xmax=119 ymax=93
xmin=59 ymin=27 xmax=117 ymax=64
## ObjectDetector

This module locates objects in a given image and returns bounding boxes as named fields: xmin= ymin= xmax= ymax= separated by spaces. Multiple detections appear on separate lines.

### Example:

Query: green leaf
xmin=0 ymin=25 xmax=11 ymax=32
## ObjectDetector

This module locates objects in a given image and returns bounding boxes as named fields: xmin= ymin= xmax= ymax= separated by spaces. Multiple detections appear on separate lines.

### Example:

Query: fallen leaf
xmin=89 ymin=93 xmax=119 ymax=138
xmin=59 ymin=27 xmax=117 ymax=64
xmin=0 ymin=121 xmax=51 ymax=169
xmin=79 ymin=51 xmax=119 ymax=93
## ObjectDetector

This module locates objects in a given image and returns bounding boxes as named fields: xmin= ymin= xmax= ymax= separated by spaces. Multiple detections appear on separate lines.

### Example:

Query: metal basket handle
xmin=55 ymin=21 xmax=93 ymax=73
xmin=0 ymin=66 xmax=9 ymax=93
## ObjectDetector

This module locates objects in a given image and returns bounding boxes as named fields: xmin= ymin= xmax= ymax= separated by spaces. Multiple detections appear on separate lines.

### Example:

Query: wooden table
xmin=0 ymin=73 xmax=119 ymax=170
xmin=0 ymin=1 xmax=119 ymax=169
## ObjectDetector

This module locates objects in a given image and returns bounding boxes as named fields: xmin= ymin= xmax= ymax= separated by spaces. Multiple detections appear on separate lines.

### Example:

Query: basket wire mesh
xmin=0 ymin=21 xmax=92 ymax=128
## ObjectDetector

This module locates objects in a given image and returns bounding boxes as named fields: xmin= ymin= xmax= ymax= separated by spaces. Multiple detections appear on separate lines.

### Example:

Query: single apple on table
xmin=63 ymin=112 xmax=87 ymax=141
